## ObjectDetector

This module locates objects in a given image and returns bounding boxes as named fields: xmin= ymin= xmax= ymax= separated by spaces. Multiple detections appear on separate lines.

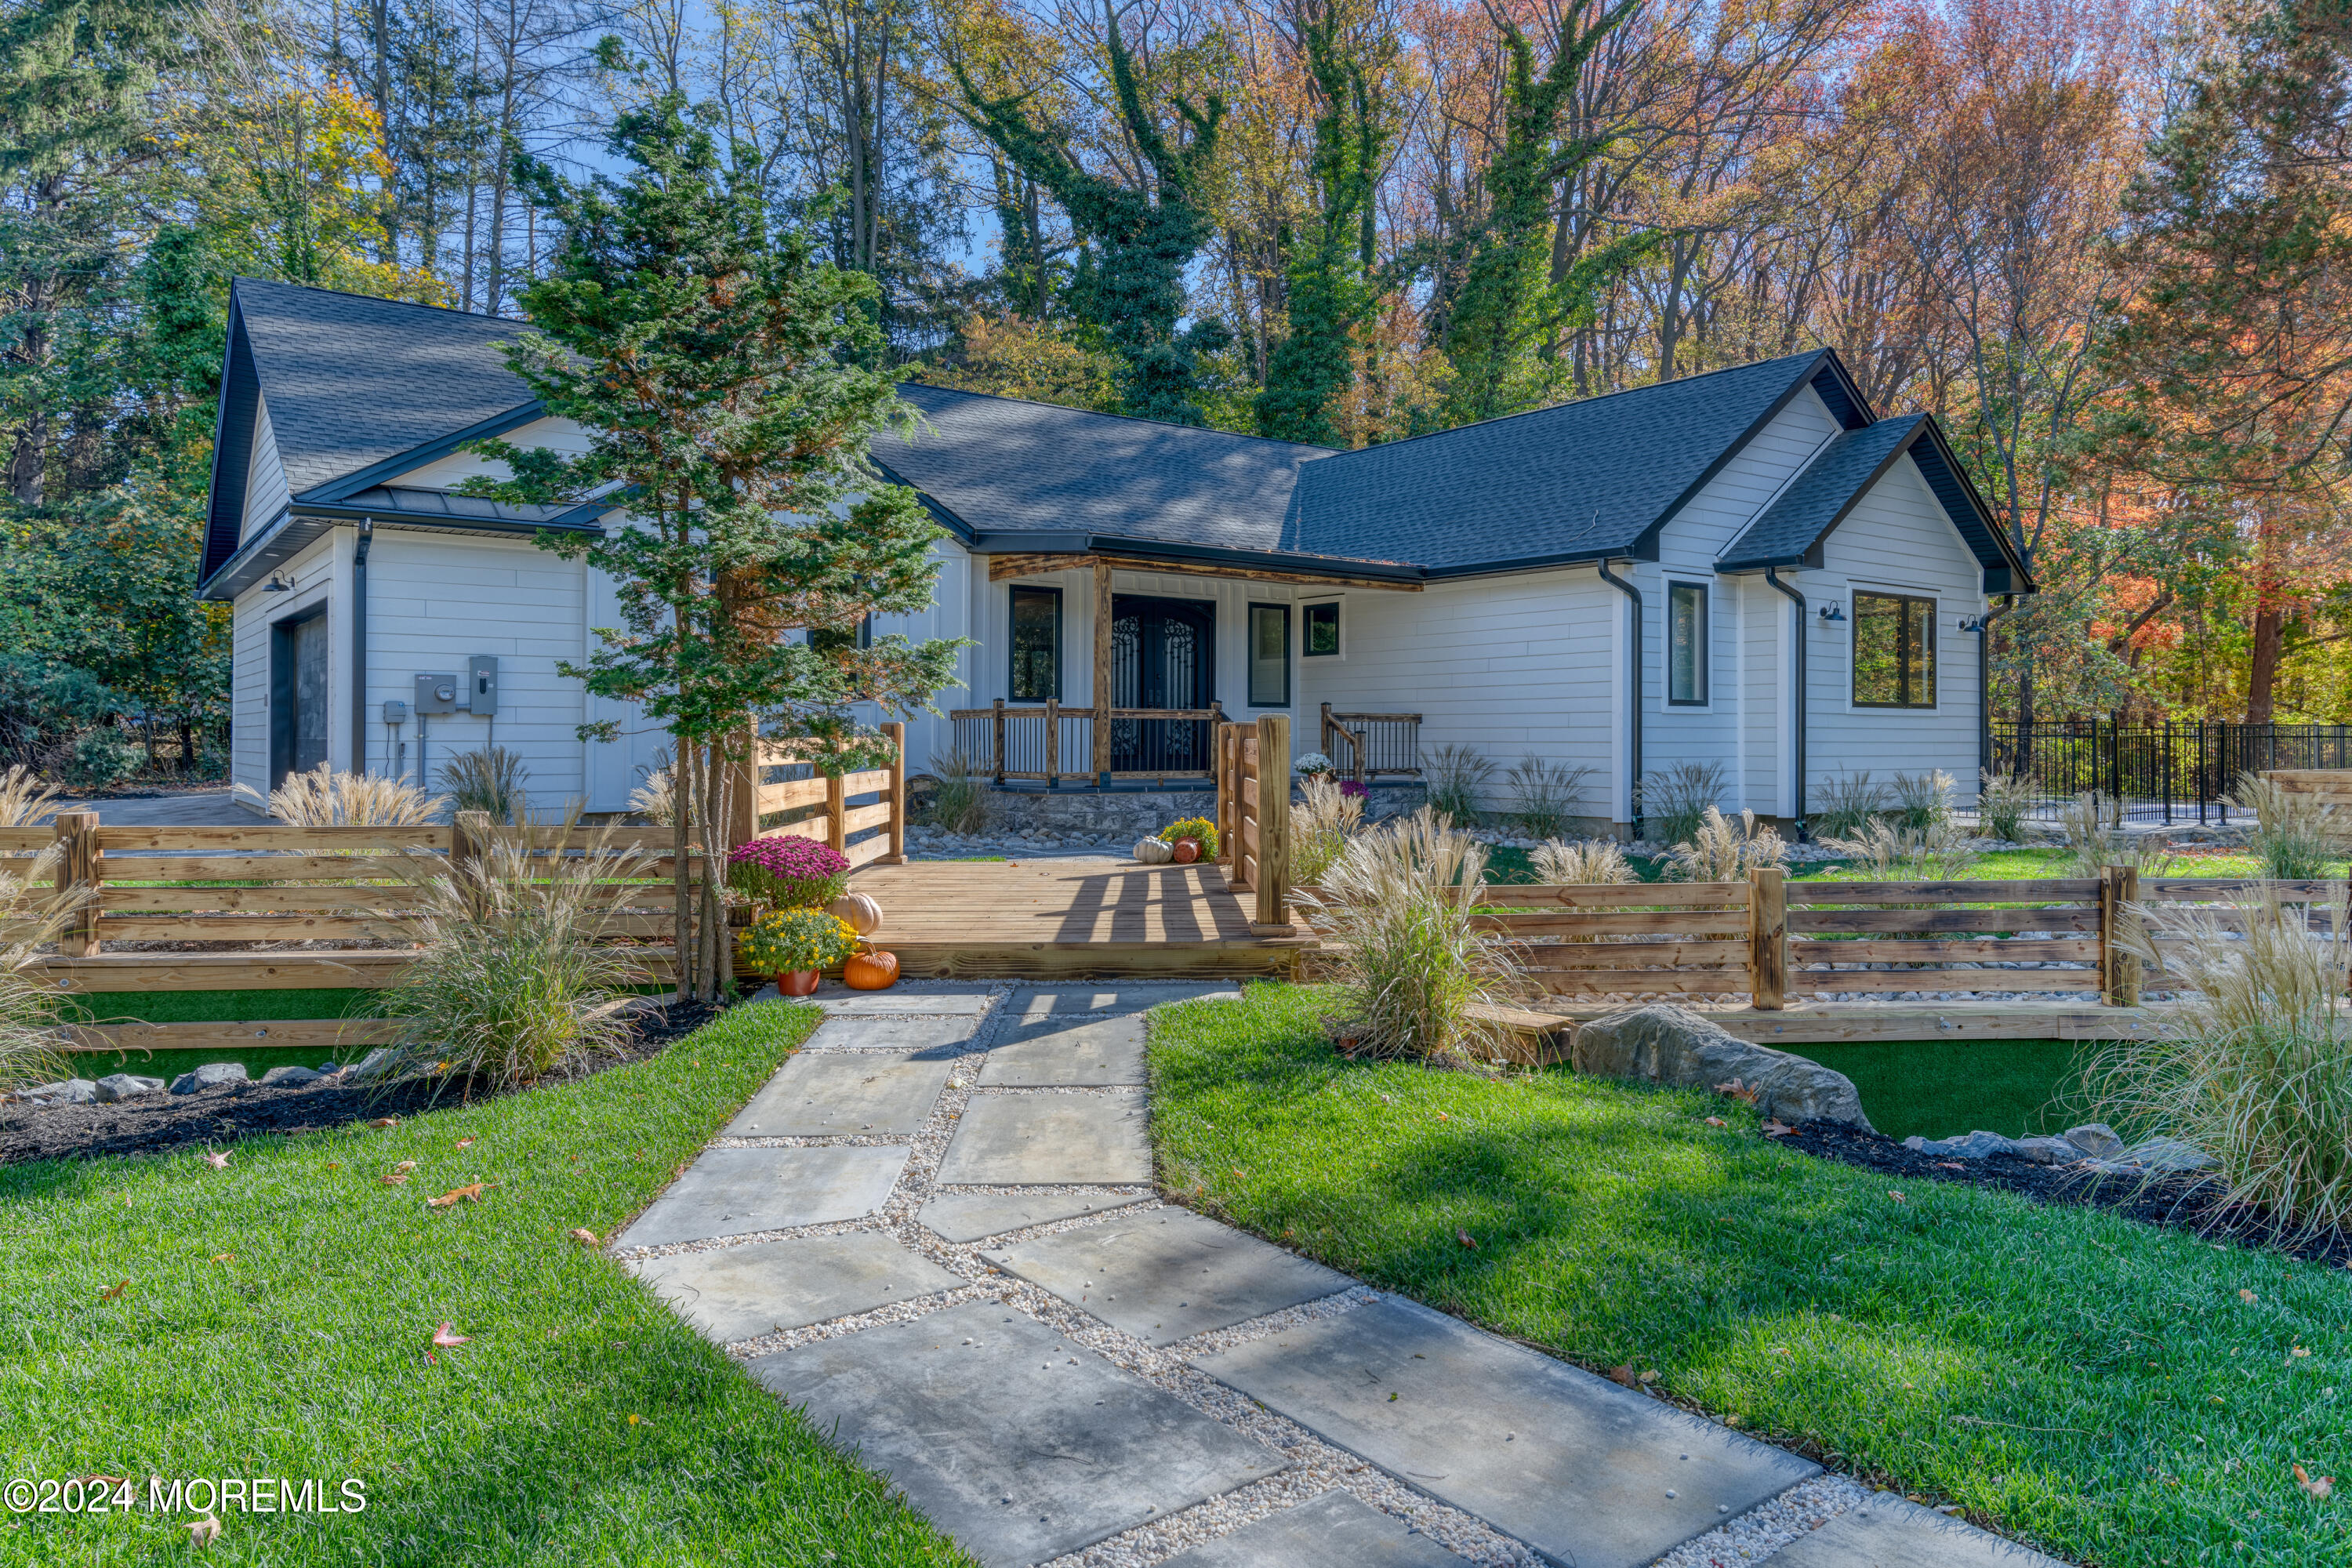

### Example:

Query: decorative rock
xmin=24 ymin=1078 xmax=97 ymax=1104
xmin=170 ymin=1062 xmax=251 ymax=1095
xmin=317 ymin=1061 xmax=339 ymax=1075
xmin=1133 ymin=836 xmax=1174 ymax=865
xmin=2013 ymin=1135 xmax=2078 ymax=1165
xmin=1905 ymin=1129 xmax=2020 ymax=1160
xmin=93 ymin=1073 xmax=165 ymax=1103
xmin=343 ymin=1047 xmax=401 ymax=1084
xmin=260 ymin=1065 xmax=324 ymax=1088
xmin=2125 ymin=1136 xmax=2217 ymax=1174
xmin=1571 ymin=1005 xmax=1874 ymax=1128
xmin=2063 ymin=1123 xmax=2126 ymax=1160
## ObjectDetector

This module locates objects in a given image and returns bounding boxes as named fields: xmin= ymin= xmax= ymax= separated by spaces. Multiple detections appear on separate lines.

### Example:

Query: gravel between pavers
xmin=619 ymin=982 xmax=1886 ymax=1568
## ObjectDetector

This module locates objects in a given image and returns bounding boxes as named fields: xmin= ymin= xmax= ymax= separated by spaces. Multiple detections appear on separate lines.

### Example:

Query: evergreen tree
xmin=457 ymin=95 xmax=963 ymax=1000
xmin=1254 ymin=13 xmax=1384 ymax=446
xmin=1431 ymin=0 xmax=1649 ymax=426
xmin=956 ymin=5 xmax=1225 ymax=425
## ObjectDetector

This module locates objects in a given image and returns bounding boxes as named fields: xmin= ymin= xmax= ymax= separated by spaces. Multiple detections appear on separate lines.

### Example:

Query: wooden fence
xmin=1214 ymin=714 xmax=1291 ymax=930
xmin=1301 ymin=867 xmax=2351 ymax=1010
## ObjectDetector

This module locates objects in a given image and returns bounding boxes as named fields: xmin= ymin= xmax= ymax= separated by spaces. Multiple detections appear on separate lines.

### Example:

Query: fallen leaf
xmin=199 ymin=1149 xmax=229 ymax=1170
xmin=426 ymin=1182 xmax=490 ymax=1208
xmin=628 ymin=1413 xmax=641 ymax=1425
xmin=381 ymin=1171 xmax=409 ymax=1185
xmin=1889 ymin=1191 xmax=1907 ymax=1203
xmin=370 ymin=1116 xmax=398 ymax=1127
xmin=98 ymin=1279 xmax=128 ymax=1301
xmin=187 ymin=1512 xmax=221 ymax=1545
xmin=1608 ymin=1363 xmax=1639 ymax=1388
xmin=1762 ymin=1120 xmax=1795 ymax=1137
xmin=211 ymin=1254 xmax=233 ymax=1264
xmin=1435 ymin=1112 xmax=1450 ymax=1121
xmin=1934 ymin=1161 xmax=1966 ymax=1171
xmin=324 ymin=1162 xmax=340 ymax=1170
xmin=1713 ymin=1078 xmax=1760 ymax=1105
xmin=1455 ymin=1228 xmax=1478 ymax=1250
xmin=426 ymin=1321 xmax=470 ymax=1363
xmin=1639 ymin=1369 xmax=1660 ymax=1385
xmin=2240 ymin=1288 xmax=2258 ymax=1303
xmin=2297 ymin=1464 xmax=2335 ymax=1501
xmin=1703 ymin=1116 xmax=1728 ymax=1127
xmin=456 ymin=1138 xmax=475 ymax=1149
xmin=569 ymin=1228 xmax=601 ymax=1247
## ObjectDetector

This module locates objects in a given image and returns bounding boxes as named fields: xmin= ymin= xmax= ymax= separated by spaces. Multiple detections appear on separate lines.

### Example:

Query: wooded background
xmin=0 ymin=0 xmax=2346 ymax=785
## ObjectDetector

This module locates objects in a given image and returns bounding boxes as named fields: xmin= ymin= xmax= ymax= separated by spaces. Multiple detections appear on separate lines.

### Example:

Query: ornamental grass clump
xmin=1160 ymin=816 xmax=1220 ymax=857
xmin=1305 ymin=808 xmax=1519 ymax=1061
xmin=1531 ymin=837 xmax=1635 ymax=886
xmin=0 ymin=764 xmax=61 ymax=827
xmin=1977 ymin=769 xmax=2037 ymax=841
xmin=728 ymin=835 xmax=850 ymax=909
xmin=739 ymin=906 xmax=858 ymax=975
xmin=2056 ymin=791 xmax=2179 ymax=880
xmin=0 ymin=850 xmax=67 ymax=1093
xmin=379 ymin=827 xmax=650 ymax=1090
xmin=1638 ymin=760 xmax=1724 ymax=847
xmin=1817 ymin=816 xmax=1982 ymax=881
xmin=438 ymin=746 xmax=532 ymax=825
xmin=1504 ymin=754 xmax=1595 ymax=840
xmin=2100 ymin=887 xmax=2352 ymax=1240
xmin=1291 ymin=775 xmax=1363 ymax=885
xmin=236 ymin=762 xmax=445 ymax=826
xmin=2227 ymin=771 xmax=2343 ymax=880
xmin=1809 ymin=771 xmax=1885 ymax=838
xmin=1664 ymin=806 xmax=1788 ymax=882
xmin=1421 ymin=745 xmax=1493 ymax=829
xmin=924 ymin=751 xmax=989 ymax=835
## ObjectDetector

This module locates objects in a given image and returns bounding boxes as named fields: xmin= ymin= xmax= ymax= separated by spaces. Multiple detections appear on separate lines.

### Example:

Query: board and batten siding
xmin=241 ymin=397 xmax=291 ymax=543
xmin=1802 ymin=451 xmax=1987 ymax=803
xmin=852 ymin=538 xmax=975 ymax=774
xmin=1301 ymin=568 xmax=1622 ymax=822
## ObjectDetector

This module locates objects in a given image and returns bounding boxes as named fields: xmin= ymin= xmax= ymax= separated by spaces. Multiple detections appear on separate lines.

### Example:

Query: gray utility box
xmin=467 ymin=655 xmax=499 ymax=717
xmin=413 ymin=673 xmax=459 ymax=714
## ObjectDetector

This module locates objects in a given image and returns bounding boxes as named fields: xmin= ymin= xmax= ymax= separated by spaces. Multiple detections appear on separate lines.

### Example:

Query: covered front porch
xmin=951 ymin=549 xmax=1426 ymax=789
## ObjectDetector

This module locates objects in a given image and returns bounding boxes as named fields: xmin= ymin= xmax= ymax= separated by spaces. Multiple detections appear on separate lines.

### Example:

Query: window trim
xmin=1247 ymin=601 xmax=1291 ymax=709
xmin=1301 ymin=599 xmax=1342 ymax=659
xmin=1850 ymin=589 xmax=1938 ymax=710
xmin=1007 ymin=584 xmax=1062 ymax=702
xmin=1664 ymin=579 xmax=1710 ymax=708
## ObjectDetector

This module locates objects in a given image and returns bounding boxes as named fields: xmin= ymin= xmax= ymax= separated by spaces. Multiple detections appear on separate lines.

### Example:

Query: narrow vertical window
xmin=1248 ymin=603 xmax=1290 ymax=707
xmin=1009 ymin=586 xmax=1061 ymax=700
xmin=1302 ymin=601 xmax=1341 ymax=657
xmin=1852 ymin=591 xmax=1936 ymax=707
xmin=1667 ymin=582 xmax=1708 ymax=706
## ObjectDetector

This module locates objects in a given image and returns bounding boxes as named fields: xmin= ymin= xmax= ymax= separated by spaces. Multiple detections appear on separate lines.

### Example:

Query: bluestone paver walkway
xmin=615 ymin=980 xmax=2071 ymax=1568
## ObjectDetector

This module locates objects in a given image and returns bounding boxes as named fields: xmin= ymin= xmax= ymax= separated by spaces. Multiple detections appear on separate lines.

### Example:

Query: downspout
xmin=1765 ymin=566 xmax=1806 ymax=837
xmin=352 ymin=518 xmax=372 ymax=775
xmin=1595 ymin=561 xmax=1642 ymax=837
xmin=1976 ymin=593 xmax=2018 ymax=779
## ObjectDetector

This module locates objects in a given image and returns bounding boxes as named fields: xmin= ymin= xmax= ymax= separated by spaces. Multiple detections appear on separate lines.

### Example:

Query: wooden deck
xmin=851 ymin=858 xmax=1308 ymax=978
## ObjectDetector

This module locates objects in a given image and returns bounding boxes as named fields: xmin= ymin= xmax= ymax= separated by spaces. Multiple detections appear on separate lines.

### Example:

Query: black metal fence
xmin=1989 ymin=720 xmax=2352 ymax=824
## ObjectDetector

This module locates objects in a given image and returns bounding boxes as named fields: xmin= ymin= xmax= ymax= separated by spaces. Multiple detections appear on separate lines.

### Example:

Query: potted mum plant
xmin=728 ymin=835 xmax=851 ymax=915
xmin=1294 ymin=751 xmax=1337 ymax=780
xmin=739 ymin=906 xmax=860 ymax=996
xmin=1158 ymin=815 xmax=1220 ymax=864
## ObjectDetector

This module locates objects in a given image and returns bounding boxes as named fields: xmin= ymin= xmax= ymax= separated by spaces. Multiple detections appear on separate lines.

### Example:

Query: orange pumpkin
xmin=843 ymin=949 xmax=899 ymax=990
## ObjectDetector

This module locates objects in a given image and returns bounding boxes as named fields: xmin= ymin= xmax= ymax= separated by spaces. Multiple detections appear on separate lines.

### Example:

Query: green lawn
xmin=1149 ymin=983 xmax=2352 ymax=1568
xmin=1783 ymin=1039 xmax=2092 ymax=1142
xmin=0 ymin=1000 xmax=971 ymax=1568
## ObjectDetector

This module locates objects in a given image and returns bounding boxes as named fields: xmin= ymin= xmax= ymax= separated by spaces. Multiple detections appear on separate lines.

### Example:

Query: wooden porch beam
xmin=985 ymin=550 xmax=1421 ymax=592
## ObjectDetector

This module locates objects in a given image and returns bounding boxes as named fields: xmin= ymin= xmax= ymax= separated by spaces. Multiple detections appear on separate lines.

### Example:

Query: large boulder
xmin=170 ymin=1062 xmax=250 ymax=1095
xmin=93 ymin=1073 xmax=165 ymax=1103
xmin=1571 ymin=1005 xmax=1874 ymax=1129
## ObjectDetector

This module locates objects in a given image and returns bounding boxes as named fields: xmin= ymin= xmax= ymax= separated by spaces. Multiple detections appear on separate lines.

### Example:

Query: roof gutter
xmin=1595 ymin=560 xmax=1642 ymax=834
xmin=352 ymin=518 xmax=372 ymax=775
xmin=1765 ymin=566 xmax=1808 ymax=837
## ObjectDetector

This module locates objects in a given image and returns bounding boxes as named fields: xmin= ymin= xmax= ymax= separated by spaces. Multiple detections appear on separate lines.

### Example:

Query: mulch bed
xmin=1782 ymin=1119 xmax=2352 ymax=1269
xmin=0 ymin=1000 xmax=730 ymax=1167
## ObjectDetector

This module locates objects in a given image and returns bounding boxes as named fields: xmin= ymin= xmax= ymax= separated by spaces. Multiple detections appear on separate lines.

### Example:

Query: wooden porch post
xmin=1093 ymin=560 xmax=1112 ymax=786
xmin=1044 ymin=698 xmax=1059 ymax=787
xmin=1254 ymin=714 xmax=1290 ymax=929
xmin=881 ymin=720 xmax=907 ymax=864
xmin=991 ymin=698 xmax=1007 ymax=786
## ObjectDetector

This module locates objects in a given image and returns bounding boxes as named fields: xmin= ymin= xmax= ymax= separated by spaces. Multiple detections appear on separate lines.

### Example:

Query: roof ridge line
xmin=896 ymin=378 xmax=1338 ymax=458
xmin=233 ymin=275 xmax=532 ymax=327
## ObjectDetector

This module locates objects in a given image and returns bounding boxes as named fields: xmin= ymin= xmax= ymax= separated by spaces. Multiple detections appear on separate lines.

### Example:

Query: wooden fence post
xmin=1748 ymin=864 xmax=1787 ymax=1010
xmin=991 ymin=698 xmax=1007 ymax=786
xmin=882 ymin=721 xmax=907 ymax=865
xmin=826 ymin=768 xmax=848 ymax=855
xmin=1254 ymin=714 xmax=1290 ymax=928
xmin=2104 ymin=863 xmax=2142 ymax=1007
xmin=452 ymin=809 xmax=492 ymax=873
xmin=53 ymin=809 xmax=98 ymax=956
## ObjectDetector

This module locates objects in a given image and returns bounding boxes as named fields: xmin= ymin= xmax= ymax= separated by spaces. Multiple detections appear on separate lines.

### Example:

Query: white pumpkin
xmin=1134 ymin=836 xmax=1174 ymax=865
xmin=828 ymin=891 xmax=884 ymax=935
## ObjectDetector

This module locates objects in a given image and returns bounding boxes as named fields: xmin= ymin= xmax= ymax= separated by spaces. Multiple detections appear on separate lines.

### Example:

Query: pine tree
xmin=456 ymin=95 xmax=963 ymax=1000
xmin=956 ymin=2 xmax=1225 ymax=425
xmin=1255 ymin=13 xmax=1384 ymax=446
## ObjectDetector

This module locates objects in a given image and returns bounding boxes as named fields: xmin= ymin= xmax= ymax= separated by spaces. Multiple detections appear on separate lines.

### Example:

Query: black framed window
xmin=1853 ymin=591 xmax=1936 ymax=708
xmin=1303 ymin=601 xmax=1340 ymax=657
xmin=1248 ymin=603 xmax=1290 ymax=706
xmin=1009 ymin=586 xmax=1061 ymax=700
xmin=1667 ymin=582 xmax=1708 ymax=706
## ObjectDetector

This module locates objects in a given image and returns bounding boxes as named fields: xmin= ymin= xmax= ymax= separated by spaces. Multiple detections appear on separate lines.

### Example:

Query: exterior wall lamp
xmin=263 ymin=572 xmax=292 ymax=593
xmin=1817 ymin=601 xmax=1846 ymax=623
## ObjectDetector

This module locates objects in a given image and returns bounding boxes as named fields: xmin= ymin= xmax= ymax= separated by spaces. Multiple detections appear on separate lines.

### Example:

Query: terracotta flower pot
xmin=1171 ymin=837 xmax=1201 ymax=864
xmin=777 ymin=969 xmax=822 ymax=997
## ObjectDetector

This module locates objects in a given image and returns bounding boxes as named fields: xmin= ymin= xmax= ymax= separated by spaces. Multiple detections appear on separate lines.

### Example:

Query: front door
xmin=270 ymin=607 xmax=329 ymax=788
xmin=1110 ymin=595 xmax=1214 ymax=772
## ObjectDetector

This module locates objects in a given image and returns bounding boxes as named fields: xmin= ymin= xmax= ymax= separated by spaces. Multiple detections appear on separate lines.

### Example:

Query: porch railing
xmin=1319 ymin=704 xmax=1422 ymax=782
xmin=949 ymin=699 xmax=1227 ymax=785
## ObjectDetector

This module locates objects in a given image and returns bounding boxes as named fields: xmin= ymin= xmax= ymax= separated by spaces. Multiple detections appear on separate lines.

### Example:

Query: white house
xmin=198 ymin=278 xmax=2034 ymax=831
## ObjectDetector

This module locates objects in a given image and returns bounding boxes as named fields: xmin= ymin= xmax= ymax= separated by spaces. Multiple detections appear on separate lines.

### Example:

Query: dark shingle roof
xmin=1716 ymin=414 xmax=1926 ymax=570
xmin=1284 ymin=354 xmax=1827 ymax=572
xmin=234 ymin=278 xmax=539 ymax=499
xmin=880 ymin=383 xmax=1337 ymax=554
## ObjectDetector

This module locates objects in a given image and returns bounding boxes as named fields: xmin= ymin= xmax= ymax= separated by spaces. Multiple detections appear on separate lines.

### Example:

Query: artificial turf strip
xmin=1147 ymin=983 xmax=2352 ymax=1568
xmin=1783 ymin=1038 xmax=2092 ymax=1143
xmin=1481 ymin=843 xmax=2288 ymax=885
xmin=0 ymin=1001 xmax=974 ymax=1568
